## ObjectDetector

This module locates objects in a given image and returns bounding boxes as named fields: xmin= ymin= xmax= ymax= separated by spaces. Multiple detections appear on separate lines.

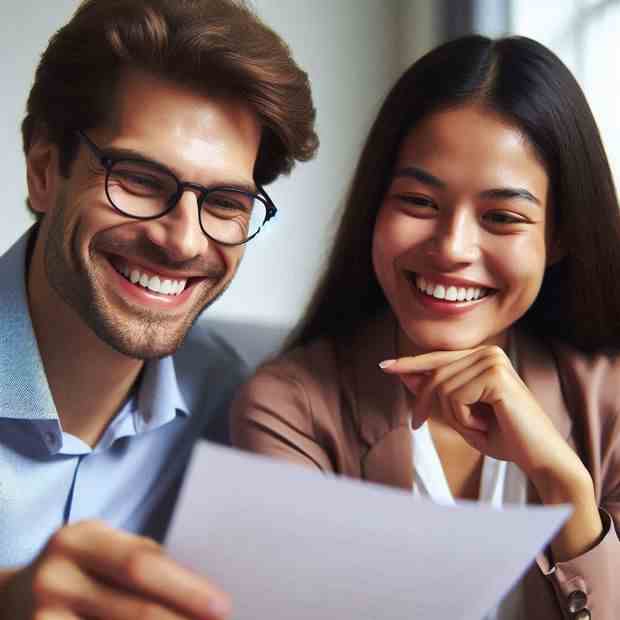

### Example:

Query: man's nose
xmin=144 ymin=190 xmax=206 ymax=262
xmin=429 ymin=209 xmax=480 ymax=266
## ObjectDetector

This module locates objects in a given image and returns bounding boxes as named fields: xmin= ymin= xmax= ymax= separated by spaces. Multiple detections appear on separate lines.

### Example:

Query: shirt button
xmin=567 ymin=590 xmax=587 ymax=613
xmin=573 ymin=610 xmax=591 ymax=620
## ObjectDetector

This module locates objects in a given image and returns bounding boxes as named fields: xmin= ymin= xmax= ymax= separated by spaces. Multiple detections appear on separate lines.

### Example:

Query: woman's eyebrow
xmin=479 ymin=187 xmax=541 ymax=206
xmin=394 ymin=166 xmax=542 ymax=207
xmin=393 ymin=165 xmax=445 ymax=189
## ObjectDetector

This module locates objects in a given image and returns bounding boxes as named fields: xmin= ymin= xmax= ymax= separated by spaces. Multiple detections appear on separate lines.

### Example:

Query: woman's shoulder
xmin=247 ymin=314 xmax=395 ymax=393
xmin=549 ymin=338 xmax=620 ymax=418
xmin=252 ymin=336 xmax=343 ymax=391
xmin=231 ymin=335 xmax=348 ymax=429
xmin=551 ymin=339 xmax=620 ymax=380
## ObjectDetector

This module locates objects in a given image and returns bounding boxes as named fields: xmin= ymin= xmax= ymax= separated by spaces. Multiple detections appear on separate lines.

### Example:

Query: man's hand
xmin=0 ymin=520 xmax=230 ymax=620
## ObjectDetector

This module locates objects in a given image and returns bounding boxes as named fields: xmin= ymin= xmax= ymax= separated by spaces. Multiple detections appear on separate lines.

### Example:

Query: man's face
xmin=30 ymin=69 xmax=261 ymax=359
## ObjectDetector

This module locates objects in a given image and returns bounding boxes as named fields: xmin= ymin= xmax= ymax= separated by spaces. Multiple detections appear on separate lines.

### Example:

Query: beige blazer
xmin=231 ymin=314 xmax=620 ymax=620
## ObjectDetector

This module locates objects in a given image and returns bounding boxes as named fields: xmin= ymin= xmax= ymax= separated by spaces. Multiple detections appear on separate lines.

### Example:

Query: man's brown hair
xmin=22 ymin=0 xmax=318 ymax=218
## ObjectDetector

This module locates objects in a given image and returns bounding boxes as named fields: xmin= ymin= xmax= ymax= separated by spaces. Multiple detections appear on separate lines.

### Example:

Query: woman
xmin=231 ymin=35 xmax=620 ymax=619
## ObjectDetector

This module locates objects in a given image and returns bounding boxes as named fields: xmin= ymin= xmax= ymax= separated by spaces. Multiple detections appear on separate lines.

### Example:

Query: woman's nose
xmin=428 ymin=209 xmax=480 ymax=266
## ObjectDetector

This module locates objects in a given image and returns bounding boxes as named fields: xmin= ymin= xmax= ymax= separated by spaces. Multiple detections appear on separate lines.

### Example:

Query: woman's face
xmin=372 ymin=104 xmax=557 ymax=354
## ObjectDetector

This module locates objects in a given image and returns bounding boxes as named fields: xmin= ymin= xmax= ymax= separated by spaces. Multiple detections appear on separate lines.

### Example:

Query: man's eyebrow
xmin=99 ymin=146 xmax=258 ymax=193
xmin=479 ymin=187 xmax=542 ymax=206
xmin=101 ymin=145 xmax=152 ymax=161
xmin=393 ymin=165 xmax=445 ymax=189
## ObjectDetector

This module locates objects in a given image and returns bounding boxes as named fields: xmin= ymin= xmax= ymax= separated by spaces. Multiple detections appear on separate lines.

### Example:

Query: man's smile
xmin=112 ymin=259 xmax=188 ymax=296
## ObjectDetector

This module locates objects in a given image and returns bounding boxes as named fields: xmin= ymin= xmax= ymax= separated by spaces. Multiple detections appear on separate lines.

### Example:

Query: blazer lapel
xmin=341 ymin=313 xmax=414 ymax=490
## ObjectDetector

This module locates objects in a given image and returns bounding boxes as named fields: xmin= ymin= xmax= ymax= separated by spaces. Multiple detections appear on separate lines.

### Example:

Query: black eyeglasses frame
xmin=76 ymin=130 xmax=277 ymax=246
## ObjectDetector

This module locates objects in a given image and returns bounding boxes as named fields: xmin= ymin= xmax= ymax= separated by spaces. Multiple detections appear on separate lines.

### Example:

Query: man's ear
xmin=26 ymin=131 xmax=59 ymax=215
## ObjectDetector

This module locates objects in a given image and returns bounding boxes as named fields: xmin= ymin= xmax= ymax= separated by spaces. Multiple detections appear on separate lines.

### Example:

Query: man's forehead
xmin=91 ymin=68 xmax=261 ymax=186
xmin=104 ymin=67 xmax=258 ymax=136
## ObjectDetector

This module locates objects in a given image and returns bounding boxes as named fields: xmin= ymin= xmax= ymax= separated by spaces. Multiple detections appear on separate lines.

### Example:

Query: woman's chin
xmin=398 ymin=326 xmax=504 ymax=354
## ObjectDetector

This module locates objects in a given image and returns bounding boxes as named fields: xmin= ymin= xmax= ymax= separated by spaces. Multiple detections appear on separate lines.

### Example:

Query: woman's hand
xmin=380 ymin=345 xmax=573 ymax=479
xmin=380 ymin=345 xmax=603 ymax=561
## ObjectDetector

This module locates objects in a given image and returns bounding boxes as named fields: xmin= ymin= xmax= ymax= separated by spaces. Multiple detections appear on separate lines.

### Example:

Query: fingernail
xmin=208 ymin=595 xmax=232 ymax=619
xmin=379 ymin=359 xmax=396 ymax=369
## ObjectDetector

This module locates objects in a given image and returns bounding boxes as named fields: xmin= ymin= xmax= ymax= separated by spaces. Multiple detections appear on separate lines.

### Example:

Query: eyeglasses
xmin=77 ymin=130 xmax=277 ymax=246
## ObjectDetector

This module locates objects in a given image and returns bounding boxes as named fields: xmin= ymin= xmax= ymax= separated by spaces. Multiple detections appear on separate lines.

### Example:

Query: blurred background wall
xmin=2 ymin=0 xmax=618 ymax=365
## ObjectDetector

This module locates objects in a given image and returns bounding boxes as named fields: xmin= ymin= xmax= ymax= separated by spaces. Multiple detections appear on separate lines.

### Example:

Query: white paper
xmin=166 ymin=442 xmax=570 ymax=620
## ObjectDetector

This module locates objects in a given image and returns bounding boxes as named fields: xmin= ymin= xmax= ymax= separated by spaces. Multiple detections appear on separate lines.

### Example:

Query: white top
xmin=411 ymin=420 xmax=528 ymax=619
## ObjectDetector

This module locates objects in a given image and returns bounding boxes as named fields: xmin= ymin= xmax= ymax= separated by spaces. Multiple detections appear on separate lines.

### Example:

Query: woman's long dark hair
xmin=288 ymin=35 xmax=620 ymax=353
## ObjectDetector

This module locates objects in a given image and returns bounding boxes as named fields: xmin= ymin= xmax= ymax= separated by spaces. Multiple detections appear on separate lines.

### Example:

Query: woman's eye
xmin=485 ymin=211 xmax=525 ymax=225
xmin=394 ymin=194 xmax=436 ymax=208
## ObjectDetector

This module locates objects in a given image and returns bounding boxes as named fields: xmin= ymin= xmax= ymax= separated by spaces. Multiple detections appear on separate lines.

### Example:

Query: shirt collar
xmin=0 ymin=227 xmax=58 ymax=422
xmin=135 ymin=354 xmax=190 ymax=432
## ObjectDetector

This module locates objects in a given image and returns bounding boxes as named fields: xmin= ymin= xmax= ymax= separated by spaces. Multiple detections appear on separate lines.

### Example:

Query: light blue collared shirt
xmin=0 ymin=229 xmax=246 ymax=568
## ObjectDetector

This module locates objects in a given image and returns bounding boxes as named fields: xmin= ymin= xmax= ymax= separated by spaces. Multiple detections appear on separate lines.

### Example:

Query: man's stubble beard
xmin=43 ymin=195 xmax=233 ymax=360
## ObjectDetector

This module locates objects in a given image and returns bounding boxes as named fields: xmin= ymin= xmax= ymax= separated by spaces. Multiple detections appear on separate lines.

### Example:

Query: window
xmin=510 ymin=0 xmax=620 ymax=186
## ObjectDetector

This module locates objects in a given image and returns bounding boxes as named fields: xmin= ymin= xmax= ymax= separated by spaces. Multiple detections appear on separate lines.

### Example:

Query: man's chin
xmin=85 ymin=313 xmax=191 ymax=360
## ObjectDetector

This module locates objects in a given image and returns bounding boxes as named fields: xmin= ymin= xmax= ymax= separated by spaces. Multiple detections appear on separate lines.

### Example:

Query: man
xmin=0 ymin=0 xmax=318 ymax=617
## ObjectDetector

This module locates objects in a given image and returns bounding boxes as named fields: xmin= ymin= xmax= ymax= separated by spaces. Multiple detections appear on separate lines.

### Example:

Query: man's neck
xmin=27 ymin=240 xmax=143 ymax=447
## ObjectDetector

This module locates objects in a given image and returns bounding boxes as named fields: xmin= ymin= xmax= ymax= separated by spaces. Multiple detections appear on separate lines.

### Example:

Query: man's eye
xmin=210 ymin=198 xmax=242 ymax=210
xmin=126 ymin=175 xmax=161 ymax=189
xmin=113 ymin=171 xmax=166 ymax=194
xmin=204 ymin=192 xmax=253 ymax=214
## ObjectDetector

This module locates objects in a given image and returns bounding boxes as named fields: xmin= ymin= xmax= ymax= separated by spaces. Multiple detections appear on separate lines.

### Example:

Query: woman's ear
xmin=26 ymin=131 xmax=59 ymax=215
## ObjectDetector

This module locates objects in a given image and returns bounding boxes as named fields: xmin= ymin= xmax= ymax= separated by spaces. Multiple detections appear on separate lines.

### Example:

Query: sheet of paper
xmin=166 ymin=442 xmax=570 ymax=620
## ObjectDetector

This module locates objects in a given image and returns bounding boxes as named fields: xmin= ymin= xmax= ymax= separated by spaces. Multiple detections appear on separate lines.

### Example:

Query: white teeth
xmin=414 ymin=275 xmax=487 ymax=303
xmin=148 ymin=276 xmax=161 ymax=293
xmin=432 ymin=285 xmax=446 ymax=300
xmin=116 ymin=263 xmax=187 ymax=296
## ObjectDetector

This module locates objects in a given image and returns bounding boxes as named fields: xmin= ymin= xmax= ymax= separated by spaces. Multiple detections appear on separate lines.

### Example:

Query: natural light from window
xmin=511 ymin=0 xmax=620 ymax=190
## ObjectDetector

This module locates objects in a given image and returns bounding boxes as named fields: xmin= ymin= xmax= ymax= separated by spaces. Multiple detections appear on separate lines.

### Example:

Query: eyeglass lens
xmin=105 ymin=159 xmax=267 ymax=245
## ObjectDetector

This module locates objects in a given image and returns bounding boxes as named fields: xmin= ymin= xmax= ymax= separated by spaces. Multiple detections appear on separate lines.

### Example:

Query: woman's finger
xmin=30 ymin=611 xmax=80 ymax=620
xmin=379 ymin=346 xmax=486 ymax=374
xmin=407 ymin=352 xmax=490 ymax=429
xmin=432 ymin=357 xmax=507 ymax=430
